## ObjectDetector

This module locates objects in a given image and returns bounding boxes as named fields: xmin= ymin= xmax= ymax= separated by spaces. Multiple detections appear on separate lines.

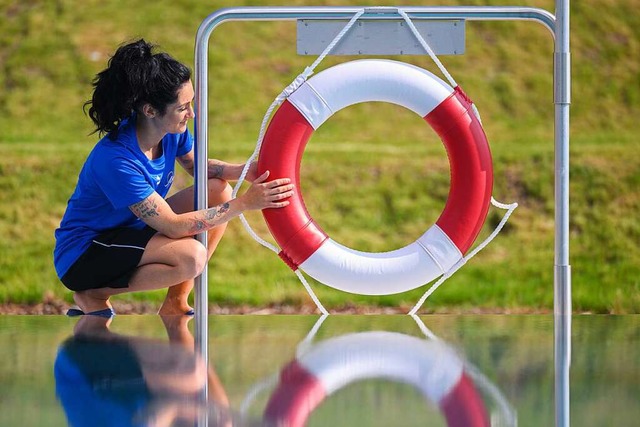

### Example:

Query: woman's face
xmin=159 ymin=81 xmax=195 ymax=134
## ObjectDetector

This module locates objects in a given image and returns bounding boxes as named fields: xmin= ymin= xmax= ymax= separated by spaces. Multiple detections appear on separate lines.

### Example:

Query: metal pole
xmin=553 ymin=0 xmax=572 ymax=315
xmin=193 ymin=23 xmax=210 ymax=427
xmin=554 ymin=1 xmax=571 ymax=426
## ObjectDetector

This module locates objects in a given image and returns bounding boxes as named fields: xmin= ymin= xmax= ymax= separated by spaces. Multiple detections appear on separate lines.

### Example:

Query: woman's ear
xmin=142 ymin=103 xmax=157 ymax=119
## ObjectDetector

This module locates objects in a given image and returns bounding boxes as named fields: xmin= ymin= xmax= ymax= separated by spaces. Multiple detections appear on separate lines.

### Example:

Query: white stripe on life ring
xmin=299 ymin=225 xmax=462 ymax=295
xmin=288 ymin=59 xmax=453 ymax=129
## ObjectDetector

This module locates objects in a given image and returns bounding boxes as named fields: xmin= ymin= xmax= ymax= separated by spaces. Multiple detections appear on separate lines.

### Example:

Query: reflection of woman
xmin=54 ymin=315 xmax=229 ymax=426
xmin=53 ymin=39 xmax=294 ymax=316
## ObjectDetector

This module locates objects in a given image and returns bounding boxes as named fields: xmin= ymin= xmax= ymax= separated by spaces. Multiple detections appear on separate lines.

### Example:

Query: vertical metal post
xmin=193 ymin=38 xmax=210 ymax=356
xmin=554 ymin=1 xmax=571 ymax=427
xmin=554 ymin=0 xmax=572 ymax=315
xmin=193 ymin=22 xmax=212 ymax=427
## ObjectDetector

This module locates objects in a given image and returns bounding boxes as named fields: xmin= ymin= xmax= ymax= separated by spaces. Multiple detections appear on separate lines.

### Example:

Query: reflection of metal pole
xmin=555 ymin=313 xmax=571 ymax=427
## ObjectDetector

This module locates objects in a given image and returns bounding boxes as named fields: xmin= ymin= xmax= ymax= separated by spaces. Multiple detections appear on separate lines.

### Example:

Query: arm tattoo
xmin=208 ymin=164 xmax=224 ymax=179
xmin=190 ymin=202 xmax=230 ymax=233
xmin=205 ymin=202 xmax=230 ymax=219
xmin=130 ymin=198 xmax=159 ymax=220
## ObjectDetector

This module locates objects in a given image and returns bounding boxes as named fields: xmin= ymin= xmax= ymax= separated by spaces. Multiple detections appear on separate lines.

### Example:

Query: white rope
xmin=397 ymin=10 xmax=458 ymax=88
xmin=231 ymin=10 xmax=365 ymax=316
xmin=408 ymin=198 xmax=518 ymax=315
xmin=238 ymin=372 xmax=278 ymax=420
xmin=397 ymin=9 xmax=487 ymax=125
xmin=296 ymin=314 xmax=329 ymax=358
xmin=398 ymin=9 xmax=516 ymax=315
xmin=238 ymin=314 xmax=328 ymax=421
xmin=410 ymin=314 xmax=439 ymax=341
xmin=232 ymin=8 xmax=365 ymax=198
xmin=464 ymin=362 xmax=519 ymax=427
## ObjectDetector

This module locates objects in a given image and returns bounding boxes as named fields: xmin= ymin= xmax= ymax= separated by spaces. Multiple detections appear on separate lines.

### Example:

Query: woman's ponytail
xmin=84 ymin=39 xmax=191 ymax=138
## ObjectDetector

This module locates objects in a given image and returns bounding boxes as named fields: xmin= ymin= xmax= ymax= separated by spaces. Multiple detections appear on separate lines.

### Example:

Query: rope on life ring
xmin=258 ymin=59 xmax=493 ymax=295
xmin=263 ymin=331 xmax=490 ymax=427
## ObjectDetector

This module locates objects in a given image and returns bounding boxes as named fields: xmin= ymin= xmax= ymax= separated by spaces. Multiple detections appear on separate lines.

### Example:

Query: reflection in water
xmin=53 ymin=315 xmax=517 ymax=427
xmin=555 ymin=313 xmax=572 ymax=427
xmin=242 ymin=315 xmax=516 ymax=427
xmin=54 ymin=316 xmax=230 ymax=427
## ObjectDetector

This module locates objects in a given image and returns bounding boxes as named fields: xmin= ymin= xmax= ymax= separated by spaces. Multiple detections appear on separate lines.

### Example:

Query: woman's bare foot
xmin=73 ymin=290 xmax=112 ymax=314
xmin=158 ymin=281 xmax=194 ymax=315
xmin=158 ymin=296 xmax=193 ymax=316
xmin=158 ymin=304 xmax=194 ymax=316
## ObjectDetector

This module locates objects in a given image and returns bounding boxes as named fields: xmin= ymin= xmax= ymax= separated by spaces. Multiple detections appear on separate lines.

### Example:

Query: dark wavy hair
xmin=83 ymin=39 xmax=191 ymax=138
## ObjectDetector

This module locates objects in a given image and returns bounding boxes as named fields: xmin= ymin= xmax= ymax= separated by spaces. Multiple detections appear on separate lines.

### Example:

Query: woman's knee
xmin=182 ymin=239 xmax=208 ymax=277
xmin=208 ymin=178 xmax=232 ymax=204
xmin=156 ymin=237 xmax=207 ymax=279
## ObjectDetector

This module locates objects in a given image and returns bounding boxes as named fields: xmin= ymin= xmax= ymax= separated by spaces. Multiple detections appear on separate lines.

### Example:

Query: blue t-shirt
xmin=54 ymin=115 xmax=193 ymax=279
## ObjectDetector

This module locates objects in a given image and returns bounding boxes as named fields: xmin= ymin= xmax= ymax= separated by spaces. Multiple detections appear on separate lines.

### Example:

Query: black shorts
xmin=61 ymin=227 xmax=158 ymax=292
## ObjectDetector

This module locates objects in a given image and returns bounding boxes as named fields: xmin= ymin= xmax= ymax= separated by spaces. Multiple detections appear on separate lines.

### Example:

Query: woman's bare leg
xmin=71 ymin=178 xmax=232 ymax=315
xmin=158 ymin=178 xmax=232 ymax=315
xmin=73 ymin=235 xmax=207 ymax=313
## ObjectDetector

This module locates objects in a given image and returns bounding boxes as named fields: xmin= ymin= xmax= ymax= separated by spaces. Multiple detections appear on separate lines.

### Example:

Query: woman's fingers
xmin=264 ymin=183 xmax=294 ymax=206
xmin=270 ymin=188 xmax=294 ymax=199
xmin=266 ymin=182 xmax=294 ymax=195
xmin=262 ymin=176 xmax=291 ymax=188
xmin=253 ymin=170 xmax=270 ymax=184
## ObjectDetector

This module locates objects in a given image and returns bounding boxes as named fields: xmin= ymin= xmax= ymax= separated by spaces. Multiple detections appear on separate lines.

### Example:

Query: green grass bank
xmin=0 ymin=0 xmax=638 ymax=313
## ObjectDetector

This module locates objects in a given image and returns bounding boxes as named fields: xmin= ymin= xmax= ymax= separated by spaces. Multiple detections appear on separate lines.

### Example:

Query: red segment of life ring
xmin=258 ymin=59 xmax=493 ymax=295
xmin=263 ymin=332 xmax=490 ymax=427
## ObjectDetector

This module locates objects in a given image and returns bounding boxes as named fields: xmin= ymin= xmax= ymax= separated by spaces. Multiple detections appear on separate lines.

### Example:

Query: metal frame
xmin=192 ymin=5 xmax=572 ymax=310
xmin=193 ymin=5 xmax=571 ymax=425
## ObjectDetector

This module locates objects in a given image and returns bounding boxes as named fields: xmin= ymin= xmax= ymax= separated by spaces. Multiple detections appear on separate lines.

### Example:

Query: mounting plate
xmin=297 ymin=19 xmax=465 ymax=56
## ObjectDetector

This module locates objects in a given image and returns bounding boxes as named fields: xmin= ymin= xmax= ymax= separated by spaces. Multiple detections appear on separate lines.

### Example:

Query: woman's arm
xmin=129 ymin=171 xmax=292 ymax=239
xmin=177 ymin=151 xmax=257 ymax=181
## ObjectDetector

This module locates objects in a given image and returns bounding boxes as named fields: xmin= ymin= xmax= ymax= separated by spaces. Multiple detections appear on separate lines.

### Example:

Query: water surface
xmin=0 ymin=314 xmax=637 ymax=426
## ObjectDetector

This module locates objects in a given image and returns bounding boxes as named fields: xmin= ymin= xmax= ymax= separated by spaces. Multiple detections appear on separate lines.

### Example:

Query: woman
xmin=54 ymin=39 xmax=293 ymax=316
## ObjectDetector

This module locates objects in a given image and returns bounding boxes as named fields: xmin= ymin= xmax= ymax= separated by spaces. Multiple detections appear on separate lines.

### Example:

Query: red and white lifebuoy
xmin=258 ymin=59 xmax=493 ymax=295
xmin=264 ymin=332 xmax=489 ymax=427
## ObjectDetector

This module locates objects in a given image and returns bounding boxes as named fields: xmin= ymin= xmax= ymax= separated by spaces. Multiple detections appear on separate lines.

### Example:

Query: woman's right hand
xmin=239 ymin=171 xmax=294 ymax=211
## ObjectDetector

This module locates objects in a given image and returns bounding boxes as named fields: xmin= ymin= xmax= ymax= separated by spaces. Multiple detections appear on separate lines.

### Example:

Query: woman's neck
xmin=135 ymin=116 xmax=164 ymax=160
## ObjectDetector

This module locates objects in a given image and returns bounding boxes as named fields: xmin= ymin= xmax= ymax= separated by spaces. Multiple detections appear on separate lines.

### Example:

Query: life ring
xmin=263 ymin=332 xmax=489 ymax=427
xmin=258 ymin=59 xmax=493 ymax=295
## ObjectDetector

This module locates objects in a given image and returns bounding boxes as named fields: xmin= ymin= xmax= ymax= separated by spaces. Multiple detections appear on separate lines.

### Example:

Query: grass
xmin=0 ymin=0 xmax=639 ymax=313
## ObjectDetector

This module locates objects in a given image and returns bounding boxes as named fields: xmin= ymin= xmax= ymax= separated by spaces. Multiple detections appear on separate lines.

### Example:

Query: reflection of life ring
xmin=258 ymin=59 xmax=493 ymax=295
xmin=264 ymin=332 xmax=489 ymax=427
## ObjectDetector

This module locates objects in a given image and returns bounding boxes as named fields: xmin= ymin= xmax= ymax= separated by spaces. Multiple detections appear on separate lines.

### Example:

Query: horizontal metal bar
xmin=196 ymin=6 xmax=556 ymax=44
